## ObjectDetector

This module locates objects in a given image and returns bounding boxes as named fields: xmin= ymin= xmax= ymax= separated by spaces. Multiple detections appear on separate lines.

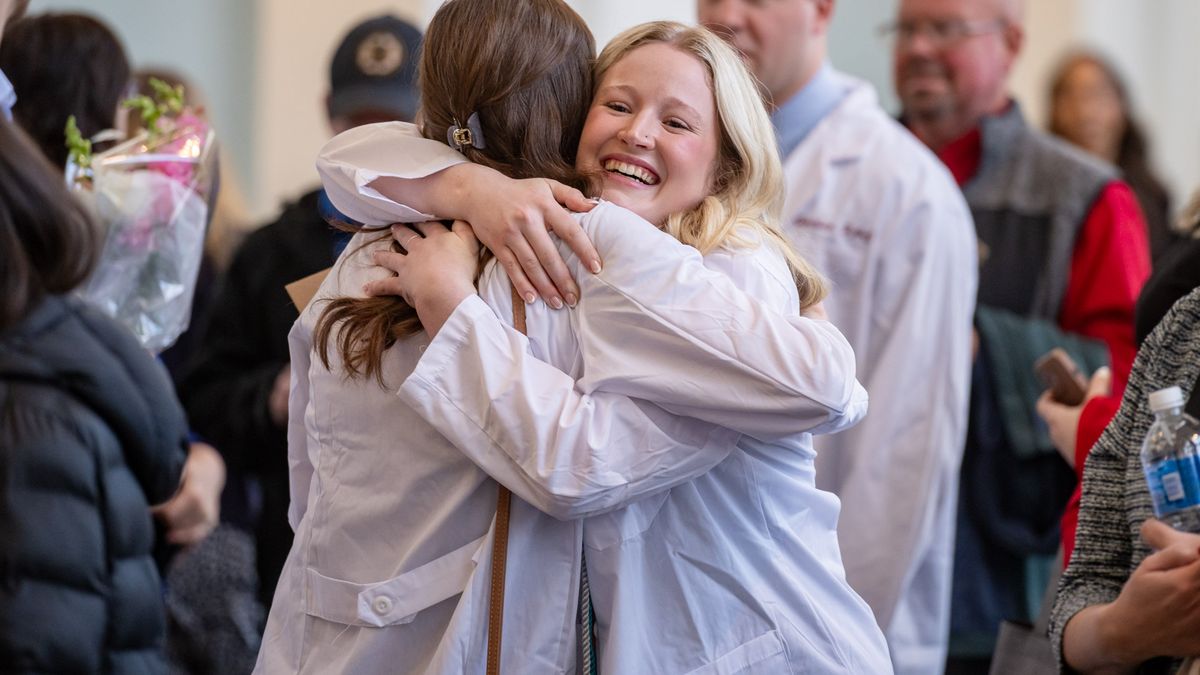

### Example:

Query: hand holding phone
xmin=1034 ymin=348 xmax=1089 ymax=406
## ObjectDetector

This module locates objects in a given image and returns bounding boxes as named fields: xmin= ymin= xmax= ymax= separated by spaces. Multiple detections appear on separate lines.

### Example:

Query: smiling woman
xmin=580 ymin=42 xmax=719 ymax=226
xmin=576 ymin=21 xmax=827 ymax=310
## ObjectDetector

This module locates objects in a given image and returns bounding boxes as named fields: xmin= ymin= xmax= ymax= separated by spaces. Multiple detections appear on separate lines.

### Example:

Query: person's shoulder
xmin=578 ymin=200 xmax=655 ymax=232
xmin=313 ymin=232 xmax=388 ymax=300
xmin=4 ymin=297 xmax=179 ymax=420
xmin=241 ymin=189 xmax=330 ymax=251
xmin=58 ymin=297 xmax=148 ymax=363
xmin=708 ymin=229 xmax=800 ymax=312
xmin=1016 ymin=121 xmax=1118 ymax=183
xmin=1144 ymin=286 xmax=1200 ymax=358
xmin=226 ymin=190 xmax=343 ymax=299
xmin=477 ymin=259 xmax=516 ymax=320
xmin=575 ymin=200 xmax=674 ymax=253
xmin=798 ymin=85 xmax=967 ymax=233
xmin=806 ymin=74 xmax=954 ymax=184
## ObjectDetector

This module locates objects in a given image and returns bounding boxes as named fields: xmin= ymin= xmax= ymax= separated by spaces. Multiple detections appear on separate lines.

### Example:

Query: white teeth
xmin=603 ymin=159 xmax=658 ymax=185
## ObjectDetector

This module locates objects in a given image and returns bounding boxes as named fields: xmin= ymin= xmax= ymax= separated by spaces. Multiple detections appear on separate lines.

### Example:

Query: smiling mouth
xmin=603 ymin=159 xmax=659 ymax=186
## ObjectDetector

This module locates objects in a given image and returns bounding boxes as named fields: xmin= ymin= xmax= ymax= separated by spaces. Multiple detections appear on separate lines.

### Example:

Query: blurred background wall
xmin=30 ymin=0 xmax=1199 ymax=225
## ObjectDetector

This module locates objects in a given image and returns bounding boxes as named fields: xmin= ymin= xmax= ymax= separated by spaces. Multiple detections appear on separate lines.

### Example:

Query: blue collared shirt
xmin=770 ymin=63 xmax=850 ymax=161
xmin=0 ymin=69 xmax=15 ymax=121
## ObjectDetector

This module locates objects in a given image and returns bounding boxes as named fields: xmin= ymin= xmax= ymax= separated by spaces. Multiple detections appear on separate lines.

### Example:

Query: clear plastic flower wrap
xmin=67 ymin=84 xmax=217 ymax=354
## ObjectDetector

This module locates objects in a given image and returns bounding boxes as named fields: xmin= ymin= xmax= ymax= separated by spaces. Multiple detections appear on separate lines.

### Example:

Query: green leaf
xmin=64 ymin=115 xmax=92 ymax=170
xmin=148 ymin=77 xmax=184 ymax=115
xmin=122 ymin=77 xmax=188 ymax=139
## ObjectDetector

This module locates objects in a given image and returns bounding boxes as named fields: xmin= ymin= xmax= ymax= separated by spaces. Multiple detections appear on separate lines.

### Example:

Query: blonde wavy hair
xmin=595 ymin=22 xmax=827 ymax=309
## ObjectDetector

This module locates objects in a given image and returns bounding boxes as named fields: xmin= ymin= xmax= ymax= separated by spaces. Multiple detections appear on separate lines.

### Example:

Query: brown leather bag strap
xmin=486 ymin=287 xmax=527 ymax=675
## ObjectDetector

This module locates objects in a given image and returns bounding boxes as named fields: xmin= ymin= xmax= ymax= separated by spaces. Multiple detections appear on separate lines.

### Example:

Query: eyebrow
xmin=598 ymin=83 xmax=705 ymax=121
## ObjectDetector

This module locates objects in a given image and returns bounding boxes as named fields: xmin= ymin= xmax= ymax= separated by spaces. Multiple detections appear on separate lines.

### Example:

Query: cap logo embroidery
xmin=356 ymin=31 xmax=405 ymax=76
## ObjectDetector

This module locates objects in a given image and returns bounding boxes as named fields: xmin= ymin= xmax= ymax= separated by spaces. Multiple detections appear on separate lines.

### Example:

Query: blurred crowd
xmin=1 ymin=0 xmax=1198 ymax=674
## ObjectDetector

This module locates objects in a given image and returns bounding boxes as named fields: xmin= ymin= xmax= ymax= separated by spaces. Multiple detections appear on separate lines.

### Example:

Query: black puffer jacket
xmin=0 ymin=296 xmax=188 ymax=674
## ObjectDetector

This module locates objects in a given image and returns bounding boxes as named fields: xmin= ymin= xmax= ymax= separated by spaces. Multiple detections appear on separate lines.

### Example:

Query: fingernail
xmin=565 ymin=292 xmax=578 ymax=307
xmin=590 ymin=260 xmax=602 ymax=274
xmin=524 ymin=292 xmax=536 ymax=305
xmin=549 ymin=296 xmax=564 ymax=310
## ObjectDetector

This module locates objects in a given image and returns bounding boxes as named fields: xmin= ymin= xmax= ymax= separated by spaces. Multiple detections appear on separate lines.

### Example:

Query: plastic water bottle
xmin=1142 ymin=386 xmax=1200 ymax=532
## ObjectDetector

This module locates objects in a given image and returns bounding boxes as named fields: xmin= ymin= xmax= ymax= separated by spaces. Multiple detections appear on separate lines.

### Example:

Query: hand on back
xmin=362 ymin=221 xmax=481 ymax=337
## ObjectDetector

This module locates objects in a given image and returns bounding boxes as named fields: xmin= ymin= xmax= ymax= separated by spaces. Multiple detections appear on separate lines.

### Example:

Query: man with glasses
xmin=890 ymin=0 xmax=1151 ymax=671
xmin=698 ymin=2 xmax=978 ymax=674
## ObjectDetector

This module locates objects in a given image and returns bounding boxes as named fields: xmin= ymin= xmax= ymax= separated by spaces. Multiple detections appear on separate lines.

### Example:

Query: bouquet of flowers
xmin=66 ymin=78 xmax=217 ymax=353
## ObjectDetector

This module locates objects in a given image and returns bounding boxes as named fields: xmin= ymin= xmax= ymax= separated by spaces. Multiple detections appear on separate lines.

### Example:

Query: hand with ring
xmin=369 ymin=163 xmax=600 ymax=309
xmin=364 ymin=221 xmax=481 ymax=337
xmin=399 ymin=232 xmax=421 ymax=251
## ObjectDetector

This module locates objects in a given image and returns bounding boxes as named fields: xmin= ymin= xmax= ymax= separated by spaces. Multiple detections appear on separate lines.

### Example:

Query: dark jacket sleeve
xmin=176 ymin=231 xmax=293 ymax=475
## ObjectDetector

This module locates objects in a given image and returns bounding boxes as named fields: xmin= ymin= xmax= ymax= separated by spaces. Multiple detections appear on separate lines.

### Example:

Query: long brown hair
xmin=0 ymin=118 xmax=100 ymax=331
xmin=315 ymin=0 xmax=594 ymax=385
xmin=1048 ymin=51 xmax=1169 ymax=213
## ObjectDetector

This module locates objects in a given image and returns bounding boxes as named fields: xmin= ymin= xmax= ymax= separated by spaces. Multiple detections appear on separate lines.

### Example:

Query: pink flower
xmin=144 ymin=111 xmax=212 ymax=194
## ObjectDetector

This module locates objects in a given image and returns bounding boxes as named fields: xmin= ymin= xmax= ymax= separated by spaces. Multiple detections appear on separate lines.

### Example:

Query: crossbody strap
xmin=486 ymin=286 xmax=526 ymax=675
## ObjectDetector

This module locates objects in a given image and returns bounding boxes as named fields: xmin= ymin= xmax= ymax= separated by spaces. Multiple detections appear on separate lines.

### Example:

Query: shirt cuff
xmin=398 ymin=294 xmax=495 ymax=399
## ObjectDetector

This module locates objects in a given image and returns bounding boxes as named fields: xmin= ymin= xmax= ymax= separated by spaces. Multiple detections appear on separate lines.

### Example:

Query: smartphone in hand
xmin=1034 ymin=348 xmax=1089 ymax=406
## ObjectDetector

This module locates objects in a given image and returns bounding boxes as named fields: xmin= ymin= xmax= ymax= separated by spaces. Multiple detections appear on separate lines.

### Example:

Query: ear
xmin=1002 ymin=20 xmax=1024 ymax=59
xmin=813 ymin=0 xmax=836 ymax=30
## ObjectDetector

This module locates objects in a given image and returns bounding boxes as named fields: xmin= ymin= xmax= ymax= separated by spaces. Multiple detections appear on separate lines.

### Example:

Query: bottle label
xmin=1164 ymin=471 xmax=1186 ymax=501
xmin=1146 ymin=455 xmax=1200 ymax=516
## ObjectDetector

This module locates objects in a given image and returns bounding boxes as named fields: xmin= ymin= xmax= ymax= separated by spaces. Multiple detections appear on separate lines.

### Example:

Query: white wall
xmin=254 ymin=0 xmax=425 ymax=219
xmin=827 ymin=0 xmax=898 ymax=112
xmin=1005 ymin=0 xmax=1199 ymax=215
xmin=568 ymin=0 xmax=694 ymax=50
xmin=1077 ymin=0 xmax=1200 ymax=210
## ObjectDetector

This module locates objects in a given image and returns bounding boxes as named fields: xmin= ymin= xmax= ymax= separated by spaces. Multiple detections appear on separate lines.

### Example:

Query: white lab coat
xmin=265 ymin=123 xmax=892 ymax=667
xmin=400 ymin=210 xmax=894 ymax=673
xmin=257 ymin=213 xmax=872 ymax=675
xmin=780 ymin=72 xmax=977 ymax=675
xmin=254 ymin=246 xmax=583 ymax=675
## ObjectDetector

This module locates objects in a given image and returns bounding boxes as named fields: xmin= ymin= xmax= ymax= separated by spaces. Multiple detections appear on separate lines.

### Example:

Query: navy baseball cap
xmin=328 ymin=15 xmax=421 ymax=122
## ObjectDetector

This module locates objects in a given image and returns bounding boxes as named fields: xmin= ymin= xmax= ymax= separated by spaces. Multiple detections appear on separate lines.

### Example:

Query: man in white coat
xmin=698 ymin=1 xmax=978 ymax=673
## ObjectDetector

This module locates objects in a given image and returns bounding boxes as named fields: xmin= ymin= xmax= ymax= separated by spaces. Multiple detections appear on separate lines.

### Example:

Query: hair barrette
xmin=447 ymin=111 xmax=486 ymax=151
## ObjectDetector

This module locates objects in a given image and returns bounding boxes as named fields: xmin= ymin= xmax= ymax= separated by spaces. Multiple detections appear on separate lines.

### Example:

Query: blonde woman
xmin=319 ymin=20 xmax=891 ymax=673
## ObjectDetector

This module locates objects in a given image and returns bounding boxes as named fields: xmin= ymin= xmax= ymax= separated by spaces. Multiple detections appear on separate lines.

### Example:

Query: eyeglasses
xmin=879 ymin=17 xmax=1007 ymax=49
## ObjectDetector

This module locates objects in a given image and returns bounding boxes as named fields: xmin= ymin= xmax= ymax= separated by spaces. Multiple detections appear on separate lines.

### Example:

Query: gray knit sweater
xmin=1049 ymin=287 xmax=1200 ymax=673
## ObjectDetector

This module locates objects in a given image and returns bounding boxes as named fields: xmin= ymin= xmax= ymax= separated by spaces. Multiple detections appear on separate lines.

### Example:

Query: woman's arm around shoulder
xmin=567 ymin=201 xmax=866 ymax=440
xmin=398 ymin=280 xmax=742 ymax=520
xmin=318 ymin=122 xmax=599 ymax=305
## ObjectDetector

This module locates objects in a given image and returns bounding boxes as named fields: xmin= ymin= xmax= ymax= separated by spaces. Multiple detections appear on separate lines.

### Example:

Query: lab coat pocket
xmin=684 ymin=630 xmax=787 ymax=675
xmin=582 ymin=490 xmax=670 ymax=551
xmin=304 ymin=534 xmax=485 ymax=627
